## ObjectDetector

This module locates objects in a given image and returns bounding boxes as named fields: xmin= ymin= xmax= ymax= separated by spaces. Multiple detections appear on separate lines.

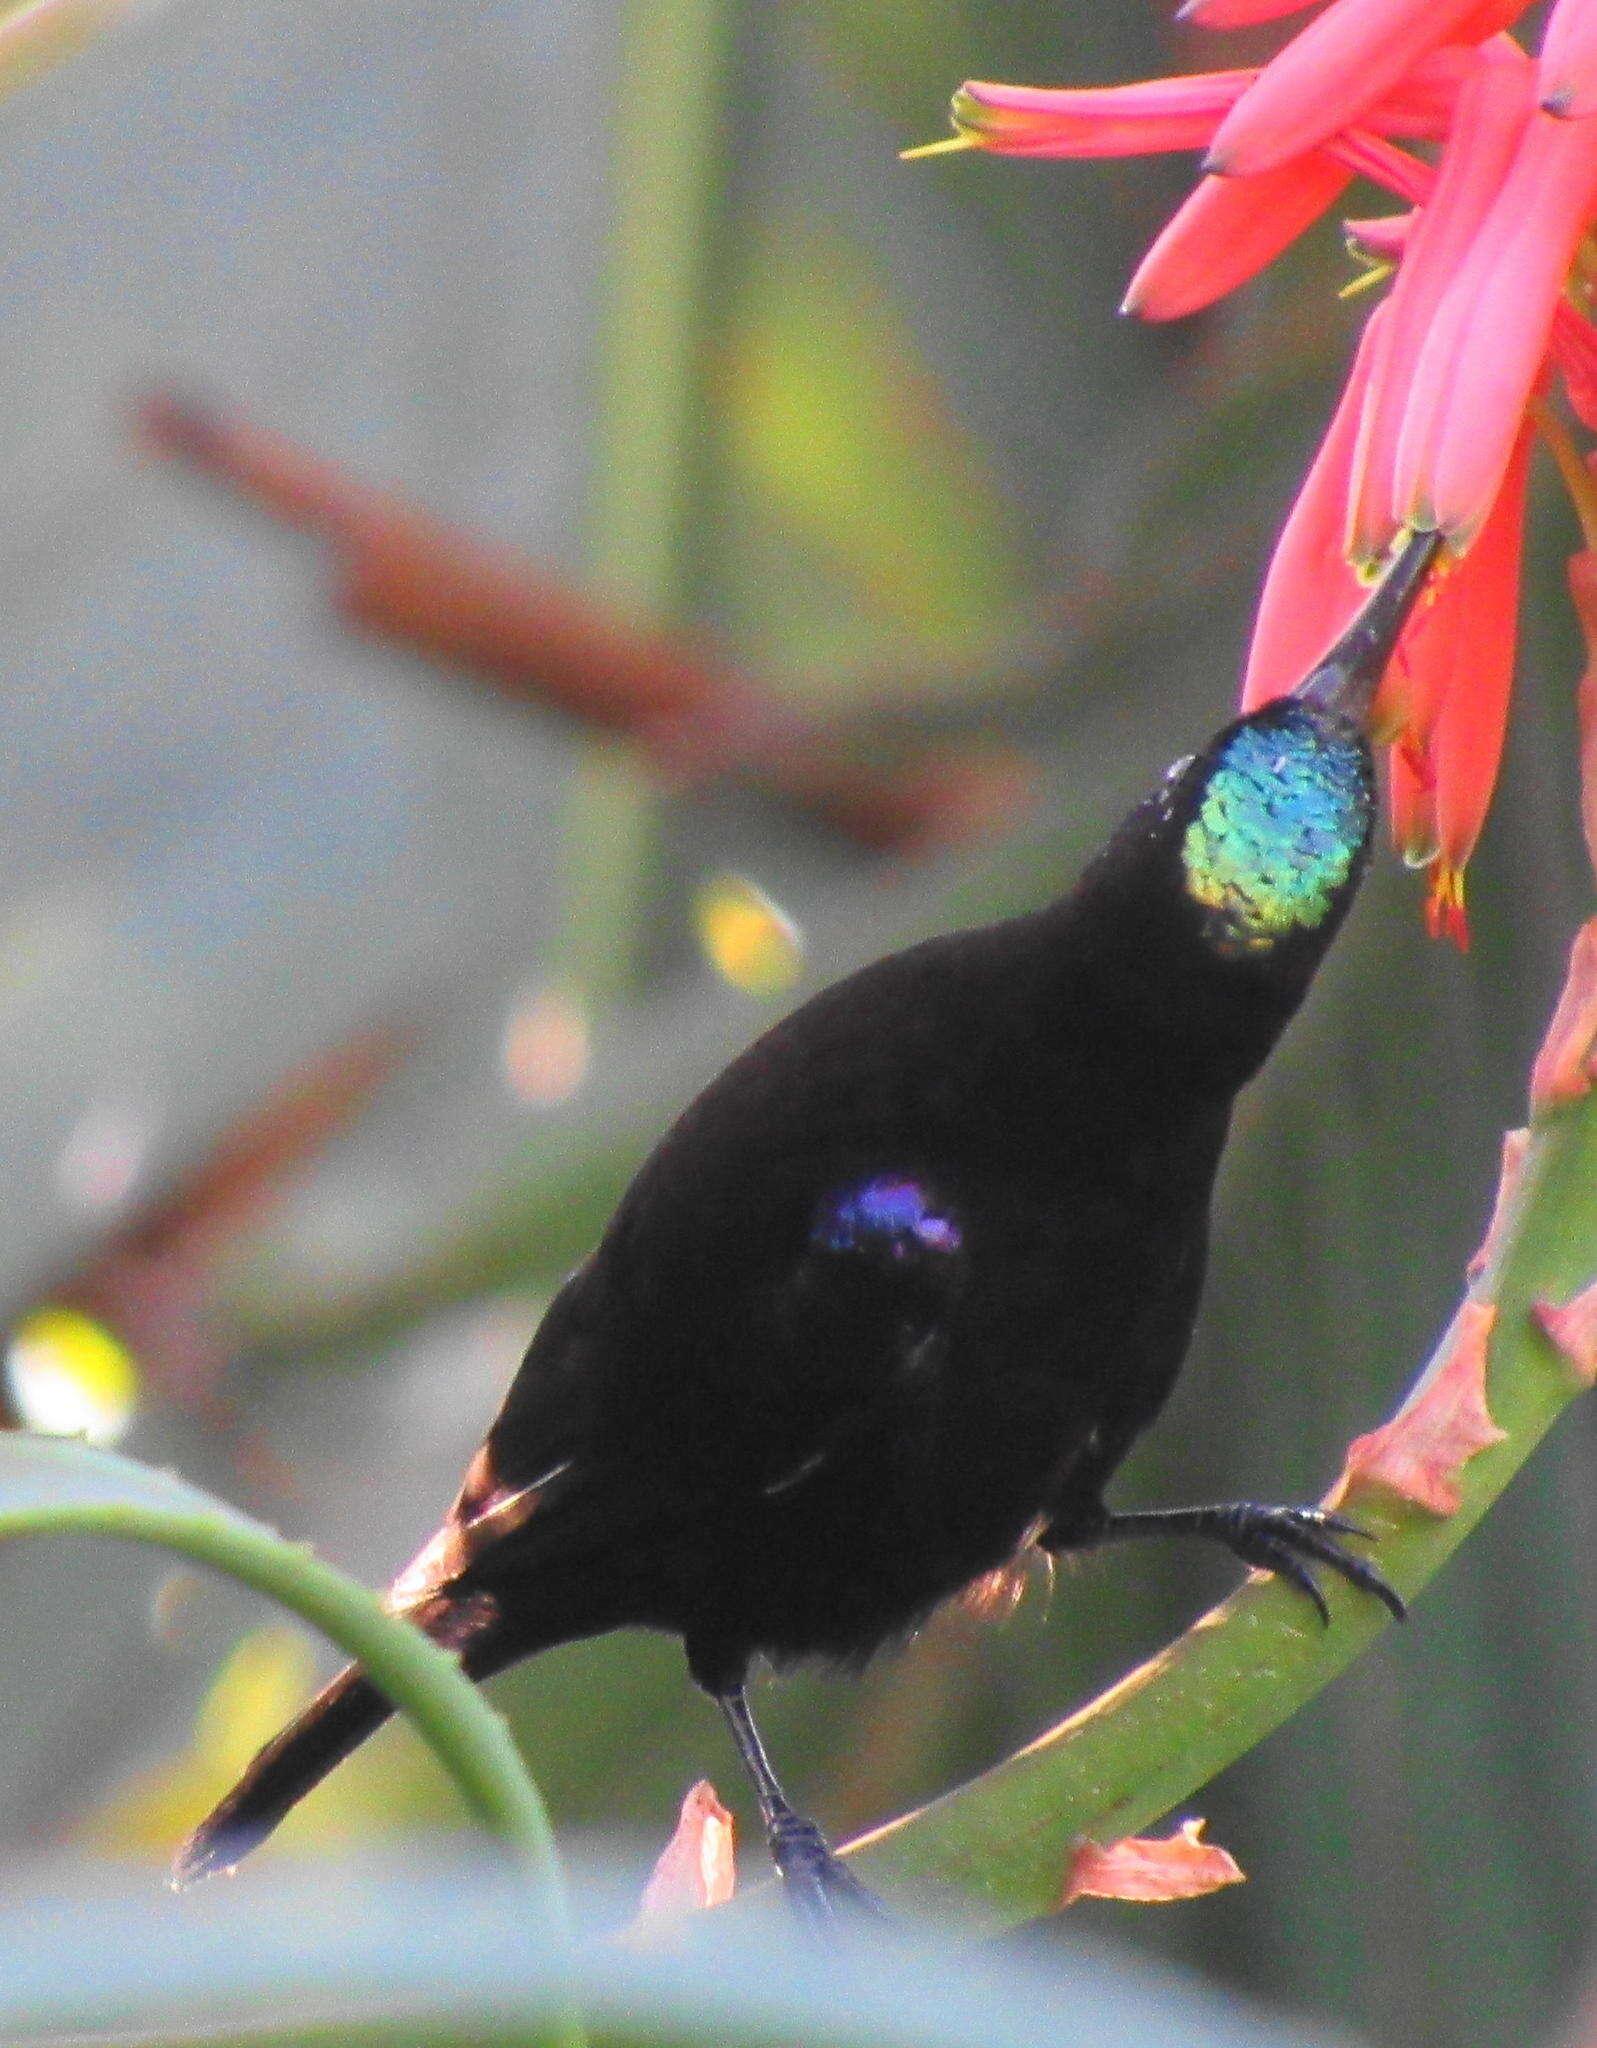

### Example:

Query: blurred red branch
xmin=112 ymin=1029 xmax=411 ymax=1263
xmin=137 ymin=392 xmax=1031 ymax=854
xmin=57 ymin=1027 xmax=411 ymax=1434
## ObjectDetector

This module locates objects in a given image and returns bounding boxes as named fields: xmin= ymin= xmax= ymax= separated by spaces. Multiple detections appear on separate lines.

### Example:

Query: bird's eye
xmin=816 ymin=1176 xmax=963 ymax=1255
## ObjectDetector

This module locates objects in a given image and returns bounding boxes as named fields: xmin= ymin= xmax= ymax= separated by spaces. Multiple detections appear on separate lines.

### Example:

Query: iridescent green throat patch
xmin=1180 ymin=712 xmax=1370 ymax=957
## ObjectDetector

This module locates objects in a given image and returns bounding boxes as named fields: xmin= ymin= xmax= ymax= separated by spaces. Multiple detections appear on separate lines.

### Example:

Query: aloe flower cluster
xmin=919 ymin=0 xmax=1597 ymax=944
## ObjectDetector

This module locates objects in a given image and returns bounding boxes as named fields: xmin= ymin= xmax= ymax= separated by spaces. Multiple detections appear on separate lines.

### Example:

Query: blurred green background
xmin=1 ymin=3 xmax=1595 ymax=2045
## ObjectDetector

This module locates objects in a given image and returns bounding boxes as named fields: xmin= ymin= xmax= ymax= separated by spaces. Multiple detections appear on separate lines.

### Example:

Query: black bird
xmin=178 ymin=531 xmax=1438 ymax=1920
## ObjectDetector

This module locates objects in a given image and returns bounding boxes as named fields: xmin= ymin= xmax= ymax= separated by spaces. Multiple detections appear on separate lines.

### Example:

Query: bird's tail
xmin=173 ymin=1659 xmax=394 ymax=1887
xmin=173 ymin=1579 xmax=568 ymax=1888
xmin=175 ymin=1441 xmax=630 ymax=1889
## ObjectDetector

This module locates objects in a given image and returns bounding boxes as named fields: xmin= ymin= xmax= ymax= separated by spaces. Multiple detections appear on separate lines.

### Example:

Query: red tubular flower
xmin=1387 ymin=742 xmax=1437 ymax=876
xmin=1240 ymin=273 xmax=1531 ymax=946
xmin=1343 ymin=211 xmax=1414 ymax=262
xmin=1124 ymin=153 xmax=1354 ymax=322
xmin=1178 ymin=0 xmax=1318 ymax=23
xmin=1239 ymin=301 xmax=1463 ymax=763
xmin=1394 ymin=107 xmax=1597 ymax=543
xmin=1540 ymin=0 xmax=1597 ymax=116
xmin=1242 ymin=316 xmax=1390 ymax=716
xmin=1461 ymin=0 xmax=1550 ymax=30
xmin=946 ymin=74 xmax=1253 ymax=158
xmin=943 ymin=60 xmax=1459 ymax=321
xmin=949 ymin=51 xmax=1468 ymax=162
xmin=1206 ymin=0 xmax=1533 ymax=176
xmin=1126 ymin=137 xmax=1439 ymax=328
xmin=1347 ymin=37 xmax=1533 ymax=565
xmin=1246 ymin=402 xmax=1530 ymax=948
xmin=1324 ymin=128 xmax=1433 ymax=202
xmin=1410 ymin=420 xmax=1533 ymax=944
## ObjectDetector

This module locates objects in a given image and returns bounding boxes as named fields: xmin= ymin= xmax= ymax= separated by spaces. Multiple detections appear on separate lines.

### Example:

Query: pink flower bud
xmin=1123 ymin=152 xmax=1351 ymax=321
xmin=1395 ymin=109 xmax=1597 ymax=542
xmin=1347 ymin=39 xmax=1533 ymax=564
xmin=1208 ymin=0 xmax=1517 ymax=176
xmin=1540 ymin=0 xmax=1597 ymax=117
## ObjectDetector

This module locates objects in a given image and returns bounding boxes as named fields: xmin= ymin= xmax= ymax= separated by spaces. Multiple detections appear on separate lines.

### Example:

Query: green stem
xmin=588 ymin=0 xmax=734 ymax=619
xmin=844 ymin=938 xmax=1597 ymax=1925
xmin=0 ymin=1438 xmax=579 ymax=2041
xmin=156 ymin=1516 xmax=561 ymax=1898
xmin=558 ymin=0 xmax=738 ymax=999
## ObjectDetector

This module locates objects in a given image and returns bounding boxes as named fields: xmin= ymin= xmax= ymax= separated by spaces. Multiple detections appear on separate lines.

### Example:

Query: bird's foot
xmin=767 ymin=1810 xmax=886 ymax=1934
xmin=1100 ymin=1502 xmax=1405 ymax=1626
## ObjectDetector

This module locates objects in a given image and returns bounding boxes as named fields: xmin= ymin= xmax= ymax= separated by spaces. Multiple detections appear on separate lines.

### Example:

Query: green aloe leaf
xmin=0 ymin=1858 xmax=1351 ymax=2048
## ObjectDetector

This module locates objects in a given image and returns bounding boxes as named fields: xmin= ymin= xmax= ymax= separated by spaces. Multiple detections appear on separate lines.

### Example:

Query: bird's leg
xmin=716 ymin=1686 xmax=885 ymax=1930
xmin=1043 ymin=1501 xmax=1405 ymax=1625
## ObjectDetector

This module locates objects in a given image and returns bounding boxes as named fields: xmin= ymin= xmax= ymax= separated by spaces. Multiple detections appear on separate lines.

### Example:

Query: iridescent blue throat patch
xmin=1180 ymin=711 xmax=1369 ymax=957
xmin=817 ymin=1177 xmax=963 ymax=1257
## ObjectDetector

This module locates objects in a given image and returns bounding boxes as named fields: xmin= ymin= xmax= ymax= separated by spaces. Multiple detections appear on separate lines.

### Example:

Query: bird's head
xmin=1164 ymin=528 xmax=1442 ymax=965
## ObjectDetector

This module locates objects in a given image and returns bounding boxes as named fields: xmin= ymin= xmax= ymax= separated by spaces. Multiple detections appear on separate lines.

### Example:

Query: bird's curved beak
xmin=1292 ymin=527 xmax=1444 ymax=727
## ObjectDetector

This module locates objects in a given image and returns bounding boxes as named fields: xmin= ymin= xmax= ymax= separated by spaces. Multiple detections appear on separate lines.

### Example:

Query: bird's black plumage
xmin=178 ymin=533 xmax=1439 ymax=1916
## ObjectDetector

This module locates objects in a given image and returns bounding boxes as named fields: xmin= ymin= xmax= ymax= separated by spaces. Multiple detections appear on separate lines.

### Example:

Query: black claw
xmin=769 ymin=1813 xmax=887 ymax=1932
xmin=1249 ymin=1537 xmax=1331 ymax=1625
xmin=1312 ymin=1510 xmax=1371 ymax=1541
xmin=1100 ymin=1501 xmax=1405 ymax=1624
xmin=1222 ymin=1505 xmax=1406 ymax=1623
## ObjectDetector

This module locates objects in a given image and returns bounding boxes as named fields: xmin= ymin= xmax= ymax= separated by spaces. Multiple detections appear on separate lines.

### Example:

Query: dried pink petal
xmin=1534 ymin=1284 xmax=1597 ymax=1387
xmin=1467 ymin=1128 xmax=1530 ymax=1282
xmin=1061 ymin=1819 xmax=1244 ymax=1907
xmin=1529 ymin=918 xmax=1597 ymax=1111
xmin=634 ymin=1781 xmax=737 ymax=1931
xmin=1329 ymin=1301 xmax=1504 ymax=1516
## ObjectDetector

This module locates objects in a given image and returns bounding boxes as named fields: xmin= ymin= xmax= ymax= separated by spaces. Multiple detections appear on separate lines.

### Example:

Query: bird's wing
xmin=738 ymin=1168 xmax=973 ymax=1498
xmin=385 ymin=1446 xmax=575 ymax=1615
xmin=383 ymin=1263 xmax=604 ymax=1614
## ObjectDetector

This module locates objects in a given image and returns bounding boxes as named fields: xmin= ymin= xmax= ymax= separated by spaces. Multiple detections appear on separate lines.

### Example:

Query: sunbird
xmin=179 ymin=532 xmax=1436 ymax=1922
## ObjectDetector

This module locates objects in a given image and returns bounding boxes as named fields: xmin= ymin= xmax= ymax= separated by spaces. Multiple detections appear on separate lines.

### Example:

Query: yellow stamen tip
xmin=900 ymin=134 xmax=978 ymax=161
xmin=1337 ymin=263 xmax=1391 ymax=302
